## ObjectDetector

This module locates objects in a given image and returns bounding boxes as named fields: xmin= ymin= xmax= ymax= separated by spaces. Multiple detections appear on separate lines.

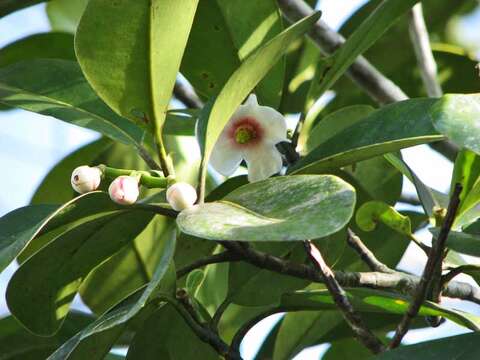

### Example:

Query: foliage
xmin=1 ymin=0 xmax=480 ymax=359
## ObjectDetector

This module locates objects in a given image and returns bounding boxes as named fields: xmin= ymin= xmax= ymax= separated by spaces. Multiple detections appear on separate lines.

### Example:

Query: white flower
xmin=210 ymin=94 xmax=287 ymax=182
xmin=71 ymin=165 xmax=102 ymax=194
xmin=166 ymin=182 xmax=197 ymax=211
xmin=108 ymin=176 xmax=139 ymax=205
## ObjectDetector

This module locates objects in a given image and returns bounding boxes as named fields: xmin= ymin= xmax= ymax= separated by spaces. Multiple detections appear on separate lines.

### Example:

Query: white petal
xmin=210 ymin=136 xmax=242 ymax=176
xmin=244 ymin=144 xmax=283 ymax=182
xmin=244 ymin=93 xmax=258 ymax=107
xmin=254 ymin=105 xmax=288 ymax=144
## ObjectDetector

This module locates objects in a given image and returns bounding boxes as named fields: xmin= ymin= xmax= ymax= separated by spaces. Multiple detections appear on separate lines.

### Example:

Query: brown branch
xmin=218 ymin=241 xmax=480 ymax=305
xmin=346 ymin=229 xmax=395 ymax=274
xmin=176 ymin=251 xmax=242 ymax=278
xmin=304 ymin=241 xmax=386 ymax=354
xmin=389 ymin=184 xmax=462 ymax=349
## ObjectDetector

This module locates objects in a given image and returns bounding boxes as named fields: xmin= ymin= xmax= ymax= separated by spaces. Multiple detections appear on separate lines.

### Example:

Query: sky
xmin=0 ymin=1 xmax=479 ymax=359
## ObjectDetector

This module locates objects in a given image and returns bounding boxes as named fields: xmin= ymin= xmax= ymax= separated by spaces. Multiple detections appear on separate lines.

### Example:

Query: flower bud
xmin=166 ymin=182 xmax=197 ymax=211
xmin=108 ymin=176 xmax=139 ymax=205
xmin=71 ymin=165 xmax=102 ymax=194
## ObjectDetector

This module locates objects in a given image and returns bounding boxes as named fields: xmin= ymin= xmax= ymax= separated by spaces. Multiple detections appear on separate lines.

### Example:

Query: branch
xmin=408 ymin=3 xmax=442 ymax=97
xmin=389 ymin=184 xmax=462 ymax=349
xmin=346 ymin=229 xmax=395 ymax=274
xmin=174 ymin=80 xmax=203 ymax=108
xmin=135 ymin=144 xmax=162 ymax=171
xmin=218 ymin=240 xmax=480 ymax=305
xmin=176 ymin=251 xmax=242 ymax=278
xmin=305 ymin=241 xmax=386 ymax=354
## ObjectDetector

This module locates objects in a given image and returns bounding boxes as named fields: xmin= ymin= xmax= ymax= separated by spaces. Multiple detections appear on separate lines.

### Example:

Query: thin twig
xmin=176 ymin=251 xmax=242 ymax=278
xmin=304 ymin=240 xmax=386 ymax=354
xmin=174 ymin=80 xmax=203 ymax=108
xmin=389 ymin=184 xmax=462 ymax=349
xmin=346 ymin=229 xmax=395 ymax=274
xmin=136 ymin=144 xmax=162 ymax=170
xmin=408 ymin=3 xmax=443 ymax=97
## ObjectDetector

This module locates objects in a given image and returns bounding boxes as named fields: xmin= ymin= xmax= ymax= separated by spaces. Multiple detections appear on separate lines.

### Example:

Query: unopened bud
xmin=108 ymin=176 xmax=139 ymax=205
xmin=166 ymin=182 xmax=197 ymax=211
xmin=71 ymin=165 xmax=102 ymax=194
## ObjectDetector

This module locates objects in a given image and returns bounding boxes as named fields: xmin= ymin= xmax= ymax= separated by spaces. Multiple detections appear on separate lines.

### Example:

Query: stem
xmin=135 ymin=144 xmax=162 ymax=171
xmin=408 ymin=3 xmax=443 ymax=98
xmin=346 ymin=229 xmax=395 ymax=274
xmin=304 ymin=241 xmax=386 ymax=354
xmin=176 ymin=251 xmax=242 ymax=278
xmin=99 ymin=165 xmax=169 ymax=188
xmin=389 ymin=184 xmax=462 ymax=349
xmin=154 ymin=131 xmax=175 ymax=178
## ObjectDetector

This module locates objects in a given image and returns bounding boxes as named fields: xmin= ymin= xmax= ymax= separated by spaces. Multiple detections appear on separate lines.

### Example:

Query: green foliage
xmin=3 ymin=0 xmax=480 ymax=358
xmin=178 ymin=175 xmax=356 ymax=241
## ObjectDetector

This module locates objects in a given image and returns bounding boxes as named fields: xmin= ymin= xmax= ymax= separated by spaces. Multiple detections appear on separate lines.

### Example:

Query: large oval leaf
xmin=291 ymin=98 xmax=443 ymax=174
xmin=177 ymin=175 xmax=355 ymax=241
xmin=75 ymin=0 xmax=198 ymax=132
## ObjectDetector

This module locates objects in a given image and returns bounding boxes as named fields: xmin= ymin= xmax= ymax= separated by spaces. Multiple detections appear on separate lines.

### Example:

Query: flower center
xmin=234 ymin=125 xmax=256 ymax=144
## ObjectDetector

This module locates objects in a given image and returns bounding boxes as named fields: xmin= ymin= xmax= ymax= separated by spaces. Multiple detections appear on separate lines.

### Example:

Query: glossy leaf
xmin=431 ymin=94 xmax=480 ymax=155
xmin=280 ymin=288 xmax=480 ymax=330
xmin=0 ymin=59 xmax=146 ymax=147
xmin=304 ymin=105 xmax=375 ymax=153
xmin=197 ymin=12 xmax=321 ymax=184
xmin=47 ymin=0 xmax=89 ymax=33
xmin=178 ymin=175 xmax=355 ymax=241
xmin=356 ymin=201 xmax=412 ymax=235
xmin=376 ymin=332 xmax=480 ymax=359
xmin=182 ymin=0 xmax=285 ymax=107
xmin=7 ymin=210 xmax=154 ymax=335
xmin=0 ymin=32 xmax=75 ymax=68
xmin=75 ymin=0 xmax=199 ymax=131
xmin=292 ymin=98 xmax=443 ymax=174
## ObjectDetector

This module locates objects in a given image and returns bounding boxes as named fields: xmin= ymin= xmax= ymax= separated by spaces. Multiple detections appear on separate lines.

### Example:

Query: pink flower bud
xmin=108 ymin=176 xmax=139 ymax=205
xmin=71 ymin=165 xmax=102 ymax=194
xmin=166 ymin=182 xmax=197 ymax=211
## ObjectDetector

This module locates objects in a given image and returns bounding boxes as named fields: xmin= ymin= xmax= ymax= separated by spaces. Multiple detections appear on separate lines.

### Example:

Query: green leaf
xmin=178 ymin=175 xmax=355 ymax=241
xmin=126 ymin=304 xmax=218 ymax=360
xmin=0 ymin=191 xmax=120 ymax=272
xmin=304 ymin=0 xmax=418 ymax=108
xmin=75 ymin=0 xmax=199 ymax=132
xmin=185 ymin=269 xmax=205 ymax=296
xmin=182 ymin=0 xmax=285 ymax=107
xmin=431 ymin=94 xmax=480 ymax=155
xmin=384 ymin=153 xmax=441 ymax=218
xmin=47 ymin=0 xmax=89 ymax=33
xmin=291 ymin=98 xmax=443 ymax=174
xmin=0 ymin=32 xmax=76 ymax=68
xmin=0 ymin=312 xmax=93 ymax=360
xmin=79 ymin=216 xmax=175 ymax=315
xmin=304 ymin=105 xmax=375 ymax=153
xmin=0 ymin=0 xmax=43 ymax=18
xmin=31 ymin=138 xmax=112 ymax=205
xmin=430 ymin=227 xmax=480 ymax=257
xmin=6 ymin=210 xmax=154 ymax=335
xmin=356 ymin=201 xmax=412 ymax=235
xmin=375 ymin=332 xmax=480 ymax=359
xmin=197 ymin=11 xmax=321 ymax=185
xmin=280 ymin=288 xmax=480 ymax=330
xmin=0 ymin=59 xmax=147 ymax=147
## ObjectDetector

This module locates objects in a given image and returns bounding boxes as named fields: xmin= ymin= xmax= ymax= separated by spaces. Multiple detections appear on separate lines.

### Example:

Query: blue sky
xmin=0 ymin=1 xmax=479 ymax=359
